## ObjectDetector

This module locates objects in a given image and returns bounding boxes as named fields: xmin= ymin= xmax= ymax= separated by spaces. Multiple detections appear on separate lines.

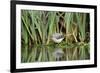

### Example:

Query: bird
xmin=51 ymin=33 xmax=64 ymax=43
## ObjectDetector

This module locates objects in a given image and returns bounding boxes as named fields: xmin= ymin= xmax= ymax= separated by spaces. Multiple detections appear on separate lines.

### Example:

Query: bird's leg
xmin=56 ymin=57 xmax=59 ymax=61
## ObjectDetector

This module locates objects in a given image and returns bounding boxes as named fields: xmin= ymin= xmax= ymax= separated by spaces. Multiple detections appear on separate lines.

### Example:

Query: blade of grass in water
xmin=64 ymin=13 xmax=73 ymax=60
xmin=47 ymin=12 xmax=57 ymax=44
xmin=76 ymin=13 xmax=86 ymax=42
xmin=21 ymin=14 xmax=34 ymax=41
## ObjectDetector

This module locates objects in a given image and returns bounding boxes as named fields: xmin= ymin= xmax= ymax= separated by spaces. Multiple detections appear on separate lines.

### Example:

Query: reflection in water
xmin=21 ymin=42 xmax=90 ymax=63
xmin=53 ymin=48 xmax=64 ymax=61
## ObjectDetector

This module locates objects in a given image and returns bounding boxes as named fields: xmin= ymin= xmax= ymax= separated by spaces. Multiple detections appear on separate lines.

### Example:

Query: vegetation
xmin=21 ymin=10 xmax=90 ymax=62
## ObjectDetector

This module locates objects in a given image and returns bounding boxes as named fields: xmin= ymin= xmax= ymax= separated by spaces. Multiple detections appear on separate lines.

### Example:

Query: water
xmin=21 ymin=42 xmax=90 ymax=63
